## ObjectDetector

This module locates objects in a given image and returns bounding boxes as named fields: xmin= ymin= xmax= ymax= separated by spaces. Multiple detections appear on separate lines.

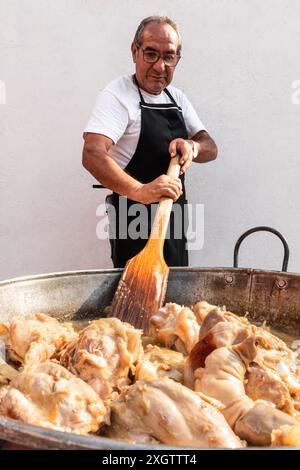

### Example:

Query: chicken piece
xmin=253 ymin=333 xmax=300 ymax=406
xmin=0 ymin=361 xmax=108 ymax=434
xmin=190 ymin=306 xmax=300 ymax=413
xmin=245 ymin=363 xmax=295 ymax=414
xmin=194 ymin=301 xmax=293 ymax=354
xmin=194 ymin=339 xmax=256 ymax=428
xmin=0 ymin=362 xmax=18 ymax=385
xmin=198 ymin=303 xmax=291 ymax=350
xmin=229 ymin=326 xmax=300 ymax=413
xmin=255 ymin=326 xmax=293 ymax=352
xmin=199 ymin=306 xmax=253 ymax=343
xmin=183 ymin=307 xmax=254 ymax=386
xmin=183 ymin=312 xmax=253 ymax=389
xmin=150 ymin=303 xmax=200 ymax=355
xmin=192 ymin=301 xmax=218 ymax=325
xmin=135 ymin=344 xmax=185 ymax=382
xmin=107 ymin=377 xmax=244 ymax=448
xmin=5 ymin=313 xmax=78 ymax=368
xmin=271 ymin=423 xmax=300 ymax=446
xmin=187 ymin=326 xmax=300 ymax=416
xmin=0 ymin=385 xmax=9 ymax=414
xmin=1 ymin=330 xmax=18 ymax=385
xmin=60 ymin=317 xmax=144 ymax=400
xmin=235 ymin=401 xmax=295 ymax=446
xmin=198 ymin=305 xmax=296 ymax=363
xmin=193 ymin=338 xmax=296 ymax=445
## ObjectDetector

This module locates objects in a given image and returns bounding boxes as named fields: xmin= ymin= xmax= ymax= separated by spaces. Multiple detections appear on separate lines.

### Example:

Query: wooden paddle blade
xmin=111 ymin=248 xmax=169 ymax=333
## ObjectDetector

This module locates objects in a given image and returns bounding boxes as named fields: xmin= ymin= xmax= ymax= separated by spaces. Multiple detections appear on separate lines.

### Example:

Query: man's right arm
xmin=82 ymin=133 xmax=182 ymax=204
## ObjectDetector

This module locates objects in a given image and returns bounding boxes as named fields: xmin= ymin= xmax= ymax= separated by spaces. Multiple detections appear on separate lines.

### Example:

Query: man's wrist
xmin=127 ymin=181 xmax=144 ymax=203
xmin=188 ymin=140 xmax=199 ymax=160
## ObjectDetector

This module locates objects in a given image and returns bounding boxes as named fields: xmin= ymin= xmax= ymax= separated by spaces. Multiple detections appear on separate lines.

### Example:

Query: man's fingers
xmin=157 ymin=180 xmax=182 ymax=201
xmin=162 ymin=187 xmax=182 ymax=201
xmin=169 ymin=141 xmax=178 ymax=157
xmin=169 ymin=138 xmax=186 ymax=157
xmin=180 ymin=161 xmax=190 ymax=174
xmin=161 ymin=175 xmax=181 ymax=188
xmin=168 ymin=178 xmax=182 ymax=194
xmin=142 ymin=175 xmax=183 ymax=203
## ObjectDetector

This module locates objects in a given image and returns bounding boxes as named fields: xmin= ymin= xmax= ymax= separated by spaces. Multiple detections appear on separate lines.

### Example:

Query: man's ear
xmin=131 ymin=42 xmax=137 ymax=63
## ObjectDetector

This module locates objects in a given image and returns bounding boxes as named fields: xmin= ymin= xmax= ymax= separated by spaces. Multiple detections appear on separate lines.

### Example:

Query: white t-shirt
xmin=84 ymin=74 xmax=206 ymax=169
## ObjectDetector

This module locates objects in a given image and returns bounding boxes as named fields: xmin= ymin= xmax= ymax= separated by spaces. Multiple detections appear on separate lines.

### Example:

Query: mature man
xmin=83 ymin=16 xmax=217 ymax=268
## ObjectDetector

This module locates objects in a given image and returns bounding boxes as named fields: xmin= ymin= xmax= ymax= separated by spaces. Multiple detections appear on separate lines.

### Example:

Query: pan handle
xmin=233 ymin=226 xmax=290 ymax=272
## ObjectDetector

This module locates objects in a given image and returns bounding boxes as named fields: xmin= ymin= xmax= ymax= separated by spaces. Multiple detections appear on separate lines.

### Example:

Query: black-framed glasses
xmin=137 ymin=46 xmax=181 ymax=67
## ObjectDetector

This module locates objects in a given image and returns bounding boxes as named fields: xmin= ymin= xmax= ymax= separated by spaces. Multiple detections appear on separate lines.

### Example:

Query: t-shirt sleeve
xmin=83 ymin=90 xmax=128 ymax=144
xmin=180 ymin=92 xmax=207 ymax=138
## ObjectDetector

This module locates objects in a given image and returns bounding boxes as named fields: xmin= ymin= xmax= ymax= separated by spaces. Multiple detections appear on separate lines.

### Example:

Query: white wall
xmin=0 ymin=0 xmax=300 ymax=280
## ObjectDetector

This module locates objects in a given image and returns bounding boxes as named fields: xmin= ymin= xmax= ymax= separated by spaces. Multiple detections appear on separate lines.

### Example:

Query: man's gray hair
xmin=133 ymin=16 xmax=182 ymax=54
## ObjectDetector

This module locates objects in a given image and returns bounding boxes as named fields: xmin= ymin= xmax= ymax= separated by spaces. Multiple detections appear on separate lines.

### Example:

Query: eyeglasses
xmin=137 ymin=46 xmax=181 ymax=67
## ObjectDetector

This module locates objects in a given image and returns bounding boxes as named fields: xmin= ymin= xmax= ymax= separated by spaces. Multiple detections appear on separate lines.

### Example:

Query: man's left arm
xmin=169 ymin=130 xmax=218 ymax=175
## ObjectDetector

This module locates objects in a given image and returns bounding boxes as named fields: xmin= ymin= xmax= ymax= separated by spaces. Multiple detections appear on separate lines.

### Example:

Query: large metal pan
xmin=0 ymin=229 xmax=299 ymax=449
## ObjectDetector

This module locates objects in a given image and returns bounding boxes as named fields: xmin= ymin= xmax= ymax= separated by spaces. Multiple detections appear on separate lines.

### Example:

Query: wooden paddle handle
xmin=166 ymin=153 xmax=181 ymax=179
xmin=149 ymin=154 xmax=181 ymax=248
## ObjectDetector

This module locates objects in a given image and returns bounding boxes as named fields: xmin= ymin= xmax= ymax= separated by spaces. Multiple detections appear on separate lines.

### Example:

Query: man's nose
xmin=152 ymin=57 xmax=166 ymax=73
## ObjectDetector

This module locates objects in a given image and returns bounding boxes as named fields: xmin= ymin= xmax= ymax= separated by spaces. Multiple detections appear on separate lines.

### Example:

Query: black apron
xmin=108 ymin=75 xmax=189 ymax=268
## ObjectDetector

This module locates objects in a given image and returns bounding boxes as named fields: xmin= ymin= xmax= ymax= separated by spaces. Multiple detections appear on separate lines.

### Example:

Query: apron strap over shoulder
xmin=163 ymin=87 xmax=177 ymax=106
xmin=133 ymin=74 xmax=179 ymax=107
xmin=133 ymin=74 xmax=146 ymax=104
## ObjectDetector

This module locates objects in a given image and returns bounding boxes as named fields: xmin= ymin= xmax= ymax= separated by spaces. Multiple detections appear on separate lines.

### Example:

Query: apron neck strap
xmin=163 ymin=87 xmax=177 ymax=105
xmin=133 ymin=74 xmax=176 ymax=105
xmin=133 ymin=74 xmax=145 ymax=103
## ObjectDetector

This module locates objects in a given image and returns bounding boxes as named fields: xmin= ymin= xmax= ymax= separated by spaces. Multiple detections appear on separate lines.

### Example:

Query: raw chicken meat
xmin=60 ymin=317 xmax=143 ymax=400
xmin=0 ymin=361 xmax=108 ymax=434
xmin=107 ymin=377 xmax=244 ymax=448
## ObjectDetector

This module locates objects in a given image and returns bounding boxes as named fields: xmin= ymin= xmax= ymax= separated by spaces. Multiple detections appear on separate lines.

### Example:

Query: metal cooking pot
xmin=0 ymin=227 xmax=299 ymax=449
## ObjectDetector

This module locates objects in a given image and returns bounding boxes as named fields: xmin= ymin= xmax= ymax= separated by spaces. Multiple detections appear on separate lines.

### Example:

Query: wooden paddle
xmin=111 ymin=154 xmax=181 ymax=333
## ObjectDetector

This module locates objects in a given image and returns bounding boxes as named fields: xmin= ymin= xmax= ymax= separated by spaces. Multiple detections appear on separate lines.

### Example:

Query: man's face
xmin=131 ymin=22 xmax=180 ymax=95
